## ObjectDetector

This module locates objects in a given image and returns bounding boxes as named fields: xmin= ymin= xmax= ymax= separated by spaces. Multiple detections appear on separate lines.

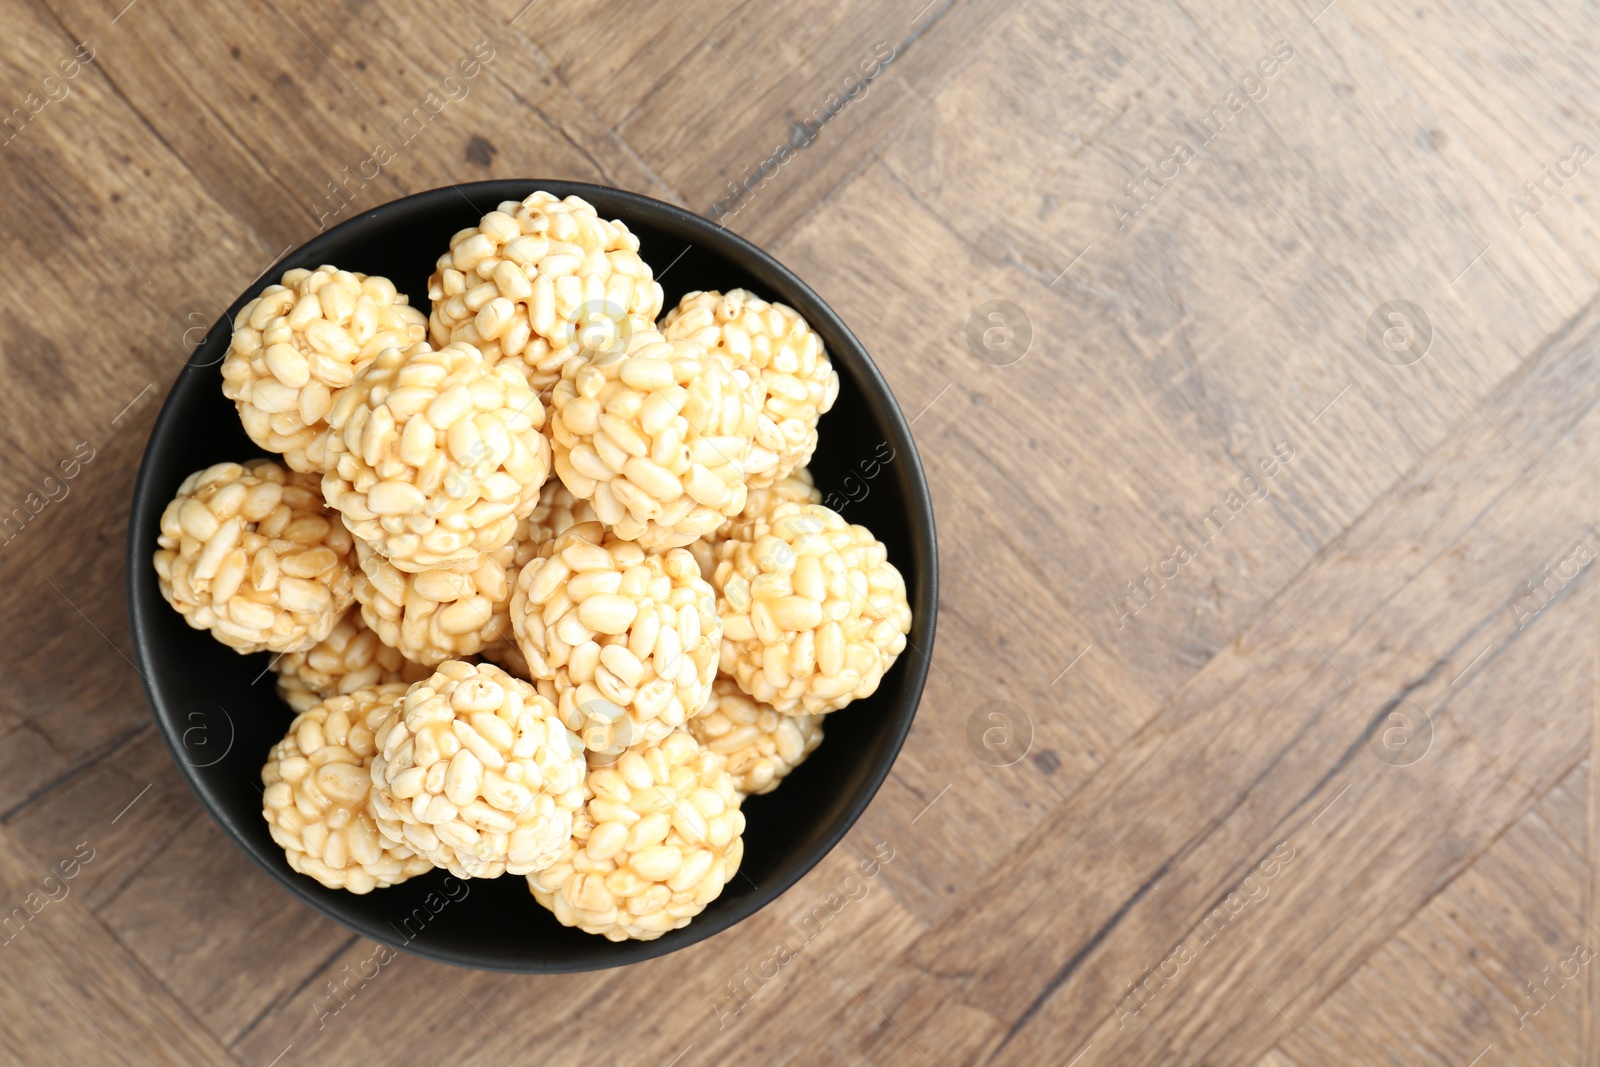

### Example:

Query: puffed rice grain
xmin=351 ymin=534 xmax=520 ymax=666
xmin=353 ymin=479 xmax=592 ymax=669
xmin=547 ymin=327 xmax=759 ymax=548
xmin=688 ymin=677 xmax=821 ymax=795
xmin=689 ymin=465 xmax=822 ymax=578
xmin=480 ymin=480 xmax=598 ymax=674
xmin=273 ymin=611 xmax=431 ymax=712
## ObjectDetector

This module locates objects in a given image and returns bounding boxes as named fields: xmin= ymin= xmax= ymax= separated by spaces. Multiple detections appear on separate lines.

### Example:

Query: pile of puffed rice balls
xmin=152 ymin=192 xmax=913 ymax=942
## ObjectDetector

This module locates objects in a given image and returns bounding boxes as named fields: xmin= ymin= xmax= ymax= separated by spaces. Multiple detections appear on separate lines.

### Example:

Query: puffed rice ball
xmin=273 ymin=612 xmax=431 ymax=713
xmin=153 ymin=460 xmax=357 ymax=654
xmin=355 ymin=480 xmax=601 ymax=668
xmin=480 ymin=638 xmax=533 ymax=681
xmin=660 ymin=289 xmax=838 ymax=487
xmin=688 ymin=678 xmax=822 ymax=795
xmin=261 ymin=684 xmax=435 ymax=893
xmin=322 ymin=341 xmax=551 ymax=572
xmin=370 ymin=661 xmax=585 ymax=878
xmin=714 ymin=502 xmax=911 ymax=715
xmin=427 ymin=192 xmax=664 ymax=395
xmin=480 ymin=481 xmax=598 ymax=673
xmin=689 ymin=465 xmax=822 ymax=578
xmin=547 ymin=329 xmax=760 ymax=548
xmin=730 ymin=465 xmax=823 ymax=528
xmin=523 ymin=476 xmax=601 ymax=545
xmin=351 ymin=532 xmax=522 ymax=666
xmin=510 ymin=521 xmax=721 ymax=754
xmin=527 ymin=730 xmax=745 ymax=941
xmin=222 ymin=267 xmax=428 ymax=473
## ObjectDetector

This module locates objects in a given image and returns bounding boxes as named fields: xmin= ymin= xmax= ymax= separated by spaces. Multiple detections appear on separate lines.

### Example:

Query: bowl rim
xmin=126 ymin=179 xmax=939 ymax=972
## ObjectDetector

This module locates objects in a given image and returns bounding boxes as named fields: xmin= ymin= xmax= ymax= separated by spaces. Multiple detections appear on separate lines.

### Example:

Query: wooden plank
xmin=96 ymin=807 xmax=373 ymax=1046
xmin=749 ymin=0 xmax=1600 ymax=935
xmin=42 ymin=0 xmax=669 ymax=258
xmin=1 ymin=727 xmax=197 ymax=911
xmin=1536 ymin=761 xmax=1588 ymax=859
xmin=773 ymin=289 xmax=1600 ymax=1063
xmin=0 ymin=821 xmax=242 ymax=1065
xmin=0 ymin=0 xmax=266 ymax=818
xmin=226 ymin=833 xmax=922 ymax=1064
xmin=1254 ymin=1052 xmax=1312 ymax=1067
xmin=1282 ymin=765 xmax=1592 ymax=1066
xmin=513 ymin=0 xmax=1035 ymax=246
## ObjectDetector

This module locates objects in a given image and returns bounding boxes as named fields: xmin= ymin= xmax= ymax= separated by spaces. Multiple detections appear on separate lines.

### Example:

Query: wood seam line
xmin=437 ymin=18 xmax=628 ymax=183
xmin=0 ymin=722 xmax=152 ymax=825
xmin=768 ymin=0 xmax=1026 ymax=252
xmin=89 ymin=808 xmax=201 ymax=915
xmin=1239 ymin=744 xmax=1595 ymax=1067
xmin=606 ymin=0 xmax=760 ymax=134
xmin=595 ymin=131 xmax=685 ymax=208
xmin=228 ymin=931 xmax=361 ymax=1048
xmin=1025 ymin=292 xmax=1600 ymax=830
xmin=86 ymin=802 xmax=319 ymax=1061
xmin=976 ymin=296 xmax=1600 ymax=1057
xmin=976 ymin=414 xmax=1598 ymax=1056
xmin=516 ymin=0 xmax=970 ymax=222
xmin=1154 ymin=295 xmax=1600 ymax=743
xmin=31 ymin=0 xmax=293 ymax=252
xmin=0 ymin=818 xmax=255 ymax=1067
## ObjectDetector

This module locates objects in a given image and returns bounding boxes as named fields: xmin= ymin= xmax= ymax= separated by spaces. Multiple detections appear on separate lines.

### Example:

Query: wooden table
xmin=4 ymin=0 xmax=1598 ymax=1062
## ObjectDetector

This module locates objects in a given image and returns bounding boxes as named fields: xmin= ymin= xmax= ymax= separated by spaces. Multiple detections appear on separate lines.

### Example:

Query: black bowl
xmin=126 ymin=180 xmax=937 ymax=972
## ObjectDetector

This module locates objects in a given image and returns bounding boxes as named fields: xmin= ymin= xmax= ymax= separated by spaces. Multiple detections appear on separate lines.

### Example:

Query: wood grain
xmin=0 ymin=822 xmax=241 ymax=1065
xmin=5 ymin=0 xmax=1600 ymax=1062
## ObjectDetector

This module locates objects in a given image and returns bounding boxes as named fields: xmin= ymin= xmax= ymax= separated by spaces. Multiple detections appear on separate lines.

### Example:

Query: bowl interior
xmin=128 ymin=181 xmax=936 ymax=972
